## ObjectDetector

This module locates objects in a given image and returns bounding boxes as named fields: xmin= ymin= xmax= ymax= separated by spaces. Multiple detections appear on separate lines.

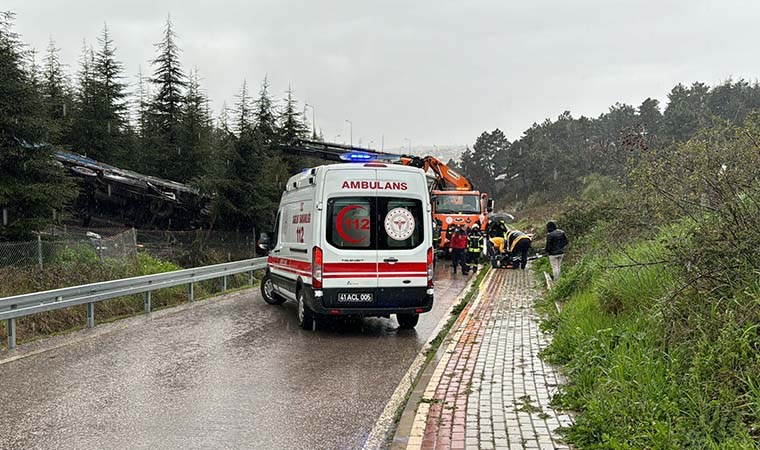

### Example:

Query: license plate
xmin=337 ymin=292 xmax=374 ymax=303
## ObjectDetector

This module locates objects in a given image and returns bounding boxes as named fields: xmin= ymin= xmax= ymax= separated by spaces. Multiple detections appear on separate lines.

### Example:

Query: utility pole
xmin=305 ymin=103 xmax=316 ymax=138
xmin=345 ymin=119 xmax=353 ymax=147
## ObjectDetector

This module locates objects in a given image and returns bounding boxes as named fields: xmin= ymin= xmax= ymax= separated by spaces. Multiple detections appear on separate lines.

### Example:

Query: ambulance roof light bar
xmin=340 ymin=152 xmax=375 ymax=162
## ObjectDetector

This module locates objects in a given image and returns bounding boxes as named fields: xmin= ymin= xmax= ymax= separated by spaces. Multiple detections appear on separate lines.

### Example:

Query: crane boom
xmin=280 ymin=139 xmax=474 ymax=191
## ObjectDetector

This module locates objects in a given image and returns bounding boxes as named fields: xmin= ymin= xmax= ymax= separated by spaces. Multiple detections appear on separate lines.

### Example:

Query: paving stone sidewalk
xmin=405 ymin=269 xmax=573 ymax=450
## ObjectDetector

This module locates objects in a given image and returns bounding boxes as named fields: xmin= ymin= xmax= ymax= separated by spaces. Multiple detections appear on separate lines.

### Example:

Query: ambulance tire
xmin=297 ymin=288 xmax=316 ymax=330
xmin=261 ymin=273 xmax=286 ymax=305
xmin=397 ymin=313 xmax=419 ymax=329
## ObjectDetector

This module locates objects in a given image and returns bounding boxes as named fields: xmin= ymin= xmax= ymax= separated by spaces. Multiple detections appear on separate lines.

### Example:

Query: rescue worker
xmin=505 ymin=229 xmax=532 ymax=270
xmin=487 ymin=218 xmax=508 ymax=239
xmin=432 ymin=220 xmax=441 ymax=250
xmin=545 ymin=221 xmax=568 ymax=281
xmin=466 ymin=223 xmax=484 ymax=271
xmin=489 ymin=235 xmax=506 ymax=268
xmin=448 ymin=226 xmax=469 ymax=275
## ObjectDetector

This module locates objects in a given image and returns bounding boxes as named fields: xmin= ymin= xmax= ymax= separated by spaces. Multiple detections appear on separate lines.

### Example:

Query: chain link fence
xmin=0 ymin=229 xmax=138 ymax=268
xmin=0 ymin=227 xmax=259 ymax=269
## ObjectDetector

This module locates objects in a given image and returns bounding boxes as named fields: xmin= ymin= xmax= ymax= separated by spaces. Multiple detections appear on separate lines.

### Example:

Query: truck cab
xmin=432 ymin=190 xmax=492 ymax=250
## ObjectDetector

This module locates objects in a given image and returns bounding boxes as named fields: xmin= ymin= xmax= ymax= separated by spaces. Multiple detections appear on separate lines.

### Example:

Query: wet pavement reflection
xmin=0 ymin=265 xmax=473 ymax=450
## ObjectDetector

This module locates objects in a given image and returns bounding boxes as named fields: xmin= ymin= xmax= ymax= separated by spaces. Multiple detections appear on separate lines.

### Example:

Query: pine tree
xmin=218 ymin=101 xmax=232 ymax=134
xmin=67 ymin=24 xmax=130 ymax=165
xmin=178 ymin=68 xmax=212 ymax=181
xmin=0 ymin=12 xmax=76 ymax=240
xmin=68 ymin=41 xmax=98 ymax=157
xmin=93 ymin=24 xmax=127 ymax=139
xmin=145 ymin=16 xmax=187 ymax=179
xmin=41 ymin=38 xmax=72 ymax=143
xmin=134 ymin=65 xmax=150 ymax=137
xmin=253 ymin=75 xmax=277 ymax=144
xmin=278 ymin=85 xmax=309 ymax=144
xmin=233 ymin=79 xmax=253 ymax=135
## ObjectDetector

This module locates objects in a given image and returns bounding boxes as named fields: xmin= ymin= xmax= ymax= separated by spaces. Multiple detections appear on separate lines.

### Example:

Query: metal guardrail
xmin=1 ymin=257 xmax=268 ymax=350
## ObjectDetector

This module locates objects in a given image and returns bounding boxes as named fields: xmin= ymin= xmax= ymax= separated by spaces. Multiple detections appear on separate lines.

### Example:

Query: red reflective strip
xmin=323 ymin=262 xmax=427 ymax=273
xmin=324 ymin=262 xmax=377 ymax=273
xmin=268 ymin=256 xmax=312 ymax=274
xmin=323 ymin=273 xmax=426 ymax=278
xmin=378 ymin=262 xmax=427 ymax=272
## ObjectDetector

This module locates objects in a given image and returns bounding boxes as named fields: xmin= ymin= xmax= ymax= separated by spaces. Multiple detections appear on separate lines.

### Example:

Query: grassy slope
xmin=535 ymin=230 xmax=760 ymax=449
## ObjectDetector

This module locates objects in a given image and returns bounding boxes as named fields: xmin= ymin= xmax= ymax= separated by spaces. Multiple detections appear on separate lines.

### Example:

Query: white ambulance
xmin=260 ymin=161 xmax=435 ymax=330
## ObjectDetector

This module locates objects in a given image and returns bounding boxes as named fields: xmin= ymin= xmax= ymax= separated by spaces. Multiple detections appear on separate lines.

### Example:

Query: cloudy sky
xmin=7 ymin=0 xmax=760 ymax=149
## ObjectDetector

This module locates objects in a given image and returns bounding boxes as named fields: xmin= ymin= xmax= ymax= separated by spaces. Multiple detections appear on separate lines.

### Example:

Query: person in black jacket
xmin=544 ymin=221 xmax=568 ymax=281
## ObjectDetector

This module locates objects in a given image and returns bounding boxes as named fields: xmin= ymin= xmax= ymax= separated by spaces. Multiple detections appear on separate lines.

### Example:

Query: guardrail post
xmin=188 ymin=283 xmax=194 ymax=302
xmin=86 ymin=302 xmax=95 ymax=328
xmin=249 ymin=270 xmax=254 ymax=286
xmin=7 ymin=305 xmax=17 ymax=350
xmin=144 ymin=291 xmax=151 ymax=314
xmin=222 ymin=276 xmax=227 ymax=292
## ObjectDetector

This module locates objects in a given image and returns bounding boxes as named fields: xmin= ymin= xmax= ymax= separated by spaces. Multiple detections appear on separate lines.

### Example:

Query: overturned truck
xmin=54 ymin=151 xmax=210 ymax=229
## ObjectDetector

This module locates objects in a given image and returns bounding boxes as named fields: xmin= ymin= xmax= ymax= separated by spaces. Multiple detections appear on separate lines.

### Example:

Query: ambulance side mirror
xmin=486 ymin=199 xmax=494 ymax=213
xmin=258 ymin=233 xmax=270 ymax=251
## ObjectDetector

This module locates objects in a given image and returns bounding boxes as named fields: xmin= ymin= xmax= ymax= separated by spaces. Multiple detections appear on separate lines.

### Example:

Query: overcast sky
xmin=7 ymin=0 xmax=760 ymax=149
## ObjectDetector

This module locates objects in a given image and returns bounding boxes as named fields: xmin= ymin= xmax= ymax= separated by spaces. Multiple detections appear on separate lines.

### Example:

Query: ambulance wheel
xmin=261 ymin=273 xmax=285 ymax=305
xmin=397 ymin=313 xmax=419 ymax=329
xmin=297 ymin=289 xmax=316 ymax=330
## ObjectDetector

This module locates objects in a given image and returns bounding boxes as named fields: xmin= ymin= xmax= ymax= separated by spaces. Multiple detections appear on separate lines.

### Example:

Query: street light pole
xmin=305 ymin=103 xmax=316 ymax=138
xmin=345 ymin=119 xmax=353 ymax=147
xmin=334 ymin=134 xmax=341 ymax=144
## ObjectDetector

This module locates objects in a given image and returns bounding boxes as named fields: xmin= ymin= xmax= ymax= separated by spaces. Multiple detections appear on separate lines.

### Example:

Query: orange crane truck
xmin=398 ymin=156 xmax=493 ymax=251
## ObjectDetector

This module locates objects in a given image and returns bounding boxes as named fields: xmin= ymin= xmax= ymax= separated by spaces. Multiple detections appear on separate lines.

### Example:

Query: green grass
xmin=539 ymin=231 xmax=760 ymax=449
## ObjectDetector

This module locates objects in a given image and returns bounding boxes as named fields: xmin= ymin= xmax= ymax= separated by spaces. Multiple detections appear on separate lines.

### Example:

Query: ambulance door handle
xmin=273 ymin=249 xmax=281 ymax=254
xmin=383 ymin=257 xmax=399 ymax=264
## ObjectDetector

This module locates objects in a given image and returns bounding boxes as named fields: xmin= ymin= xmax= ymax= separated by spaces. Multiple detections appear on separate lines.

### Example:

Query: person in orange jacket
xmin=449 ymin=226 xmax=469 ymax=275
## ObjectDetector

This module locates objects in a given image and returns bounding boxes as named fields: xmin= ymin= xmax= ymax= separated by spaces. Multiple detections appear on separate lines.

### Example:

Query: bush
xmin=542 ymin=219 xmax=760 ymax=448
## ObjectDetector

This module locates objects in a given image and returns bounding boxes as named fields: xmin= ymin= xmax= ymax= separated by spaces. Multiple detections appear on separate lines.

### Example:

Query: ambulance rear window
xmin=326 ymin=197 xmax=424 ymax=250
xmin=327 ymin=197 xmax=373 ymax=249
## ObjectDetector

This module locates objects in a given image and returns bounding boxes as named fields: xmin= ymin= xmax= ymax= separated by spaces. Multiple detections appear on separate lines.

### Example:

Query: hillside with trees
xmin=0 ymin=12 xmax=314 ymax=241
xmin=454 ymin=44 xmax=760 ymax=449
xmin=460 ymin=79 xmax=760 ymax=212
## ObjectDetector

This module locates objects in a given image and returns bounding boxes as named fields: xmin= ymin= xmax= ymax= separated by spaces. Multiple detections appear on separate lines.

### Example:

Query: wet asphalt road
xmin=0 ymin=266 xmax=471 ymax=450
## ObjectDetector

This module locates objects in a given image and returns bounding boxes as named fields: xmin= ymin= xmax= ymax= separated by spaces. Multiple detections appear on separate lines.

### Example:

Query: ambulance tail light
xmin=427 ymin=247 xmax=434 ymax=287
xmin=312 ymin=246 xmax=323 ymax=289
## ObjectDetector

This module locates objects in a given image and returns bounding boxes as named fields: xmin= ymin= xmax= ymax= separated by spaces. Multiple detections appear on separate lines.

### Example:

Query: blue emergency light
xmin=340 ymin=152 xmax=375 ymax=162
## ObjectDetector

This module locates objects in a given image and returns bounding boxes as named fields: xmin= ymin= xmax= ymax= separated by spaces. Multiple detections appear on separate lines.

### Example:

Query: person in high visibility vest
xmin=505 ymin=229 xmax=532 ymax=270
xmin=466 ymin=223 xmax=484 ymax=271
xmin=488 ymin=236 xmax=506 ymax=268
